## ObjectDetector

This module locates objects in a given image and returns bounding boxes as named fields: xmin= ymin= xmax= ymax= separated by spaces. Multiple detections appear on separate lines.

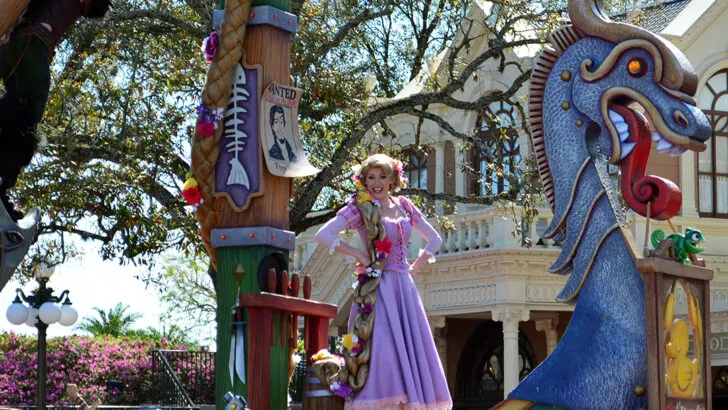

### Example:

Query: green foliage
xmin=141 ymin=255 xmax=216 ymax=344
xmin=74 ymin=302 xmax=143 ymax=337
xmin=5 ymin=0 xmax=637 ymax=279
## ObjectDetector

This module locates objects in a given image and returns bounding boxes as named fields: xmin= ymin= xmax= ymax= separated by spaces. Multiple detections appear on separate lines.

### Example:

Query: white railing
xmin=419 ymin=206 xmax=558 ymax=259
xmin=294 ymin=204 xmax=559 ymax=271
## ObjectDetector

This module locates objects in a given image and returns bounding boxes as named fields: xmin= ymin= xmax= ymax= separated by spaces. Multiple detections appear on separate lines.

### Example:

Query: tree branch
xmin=108 ymin=9 xmax=207 ymax=38
xmin=309 ymin=8 xmax=393 ymax=66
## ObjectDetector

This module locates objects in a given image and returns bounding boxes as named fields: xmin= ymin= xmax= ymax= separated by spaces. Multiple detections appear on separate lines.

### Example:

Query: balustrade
xmin=294 ymin=206 xmax=558 ymax=270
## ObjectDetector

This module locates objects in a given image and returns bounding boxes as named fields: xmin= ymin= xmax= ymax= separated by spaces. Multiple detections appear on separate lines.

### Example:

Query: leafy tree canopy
xmin=7 ymin=0 xmax=645 ymax=277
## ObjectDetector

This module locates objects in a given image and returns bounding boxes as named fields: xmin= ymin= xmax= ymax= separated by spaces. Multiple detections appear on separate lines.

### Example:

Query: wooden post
xmin=203 ymin=1 xmax=301 ymax=409
xmin=239 ymin=292 xmax=338 ymax=410
xmin=638 ymin=257 xmax=713 ymax=410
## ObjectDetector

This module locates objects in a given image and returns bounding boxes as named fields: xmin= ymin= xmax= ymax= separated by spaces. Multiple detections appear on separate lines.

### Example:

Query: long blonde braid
xmin=312 ymin=154 xmax=403 ymax=393
xmin=344 ymin=198 xmax=385 ymax=391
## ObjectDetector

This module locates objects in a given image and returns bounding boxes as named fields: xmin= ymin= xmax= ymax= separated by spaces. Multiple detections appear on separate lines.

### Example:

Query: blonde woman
xmin=314 ymin=153 xmax=452 ymax=410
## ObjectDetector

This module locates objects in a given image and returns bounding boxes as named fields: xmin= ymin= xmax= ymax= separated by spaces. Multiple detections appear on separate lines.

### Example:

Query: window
xmin=473 ymin=101 xmax=520 ymax=196
xmin=454 ymin=321 xmax=537 ymax=409
xmin=404 ymin=150 xmax=428 ymax=190
xmin=697 ymin=69 xmax=728 ymax=217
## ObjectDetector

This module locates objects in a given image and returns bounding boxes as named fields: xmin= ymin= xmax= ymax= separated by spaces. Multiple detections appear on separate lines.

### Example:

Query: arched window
xmin=454 ymin=321 xmax=537 ymax=409
xmin=697 ymin=69 xmax=728 ymax=217
xmin=473 ymin=101 xmax=520 ymax=196
xmin=404 ymin=149 xmax=428 ymax=190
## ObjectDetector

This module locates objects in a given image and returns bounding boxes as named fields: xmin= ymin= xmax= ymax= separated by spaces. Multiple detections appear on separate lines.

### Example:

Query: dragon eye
xmin=692 ymin=232 xmax=701 ymax=241
xmin=627 ymin=57 xmax=647 ymax=78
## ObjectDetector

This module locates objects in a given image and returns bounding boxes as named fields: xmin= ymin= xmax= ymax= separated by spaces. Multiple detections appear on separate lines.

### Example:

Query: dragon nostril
xmin=673 ymin=111 xmax=689 ymax=128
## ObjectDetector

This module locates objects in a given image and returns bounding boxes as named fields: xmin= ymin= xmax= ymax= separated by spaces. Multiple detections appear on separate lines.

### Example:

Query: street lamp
xmin=5 ymin=263 xmax=78 ymax=410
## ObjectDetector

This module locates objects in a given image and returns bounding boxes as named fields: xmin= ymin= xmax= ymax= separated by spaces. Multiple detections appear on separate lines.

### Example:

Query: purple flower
xmin=359 ymin=303 xmax=373 ymax=314
xmin=331 ymin=381 xmax=353 ymax=399
xmin=202 ymin=32 xmax=219 ymax=62
xmin=357 ymin=273 xmax=371 ymax=285
xmin=195 ymin=103 xmax=209 ymax=117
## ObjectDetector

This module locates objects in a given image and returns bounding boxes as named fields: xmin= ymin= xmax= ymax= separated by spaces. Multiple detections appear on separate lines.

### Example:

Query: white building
xmin=293 ymin=1 xmax=728 ymax=408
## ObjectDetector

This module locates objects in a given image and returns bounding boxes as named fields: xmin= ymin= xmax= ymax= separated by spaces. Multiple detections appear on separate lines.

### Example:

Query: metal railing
xmin=288 ymin=359 xmax=308 ymax=403
xmin=151 ymin=350 xmax=214 ymax=407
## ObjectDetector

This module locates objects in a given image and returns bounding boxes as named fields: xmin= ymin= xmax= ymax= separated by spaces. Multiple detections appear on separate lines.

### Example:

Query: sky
xmin=0 ymin=249 xmax=165 ymax=340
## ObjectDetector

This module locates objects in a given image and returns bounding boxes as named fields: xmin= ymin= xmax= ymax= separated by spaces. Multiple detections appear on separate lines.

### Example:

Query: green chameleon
xmin=651 ymin=228 xmax=705 ymax=264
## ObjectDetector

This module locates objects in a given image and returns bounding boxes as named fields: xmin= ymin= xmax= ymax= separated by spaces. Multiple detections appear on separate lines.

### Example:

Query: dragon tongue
xmin=610 ymin=104 xmax=653 ymax=157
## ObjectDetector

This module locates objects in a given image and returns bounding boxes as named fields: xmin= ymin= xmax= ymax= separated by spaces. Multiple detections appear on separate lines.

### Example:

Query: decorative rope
xmin=190 ymin=0 xmax=253 ymax=268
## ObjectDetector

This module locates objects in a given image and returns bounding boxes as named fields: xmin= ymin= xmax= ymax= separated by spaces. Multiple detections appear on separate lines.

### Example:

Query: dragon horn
xmin=568 ymin=0 xmax=698 ymax=95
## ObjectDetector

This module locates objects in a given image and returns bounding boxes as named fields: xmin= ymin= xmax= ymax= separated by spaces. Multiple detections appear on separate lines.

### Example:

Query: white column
xmin=680 ymin=153 xmax=699 ymax=217
xmin=492 ymin=309 xmax=530 ymax=398
xmin=435 ymin=142 xmax=446 ymax=214
xmin=534 ymin=314 xmax=559 ymax=356
xmin=429 ymin=316 xmax=448 ymax=374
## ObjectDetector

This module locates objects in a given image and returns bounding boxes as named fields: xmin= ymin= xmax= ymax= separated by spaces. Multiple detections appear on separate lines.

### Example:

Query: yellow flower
xmin=183 ymin=177 xmax=198 ymax=190
xmin=311 ymin=349 xmax=332 ymax=362
xmin=342 ymin=333 xmax=359 ymax=350
xmin=356 ymin=191 xmax=372 ymax=203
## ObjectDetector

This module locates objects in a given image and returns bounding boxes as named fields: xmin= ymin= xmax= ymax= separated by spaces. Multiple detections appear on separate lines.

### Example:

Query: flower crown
xmin=350 ymin=159 xmax=408 ymax=191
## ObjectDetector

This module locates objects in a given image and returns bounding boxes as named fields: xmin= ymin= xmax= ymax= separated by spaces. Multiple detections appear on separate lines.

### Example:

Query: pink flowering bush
xmin=0 ymin=332 xmax=192 ymax=406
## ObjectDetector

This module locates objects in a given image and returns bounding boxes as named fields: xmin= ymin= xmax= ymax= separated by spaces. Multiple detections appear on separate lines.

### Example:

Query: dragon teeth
xmin=615 ymin=122 xmax=629 ymax=135
xmin=608 ymin=109 xmax=625 ymax=125
xmin=620 ymin=142 xmax=636 ymax=159
xmin=667 ymin=146 xmax=687 ymax=157
xmin=652 ymin=131 xmax=661 ymax=142
xmin=656 ymin=138 xmax=673 ymax=152
xmin=608 ymin=110 xmax=630 ymax=142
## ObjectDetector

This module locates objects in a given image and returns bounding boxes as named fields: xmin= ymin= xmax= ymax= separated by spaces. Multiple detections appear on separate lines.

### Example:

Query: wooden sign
xmin=638 ymin=257 xmax=713 ymax=410
xmin=214 ymin=62 xmax=264 ymax=212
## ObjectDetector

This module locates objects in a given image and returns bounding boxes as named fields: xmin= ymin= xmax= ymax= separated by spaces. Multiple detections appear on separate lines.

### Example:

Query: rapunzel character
xmin=314 ymin=153 xmax=452 ymax=410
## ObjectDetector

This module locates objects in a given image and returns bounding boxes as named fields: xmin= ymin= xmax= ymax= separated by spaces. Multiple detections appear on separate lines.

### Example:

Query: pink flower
xmin=202 ymin=32 xmax=219 ymax=62
xmin=393 ymin=159 xmax=405 ymax=176
xmin=197 ymin=121 xmax=215 ymax=137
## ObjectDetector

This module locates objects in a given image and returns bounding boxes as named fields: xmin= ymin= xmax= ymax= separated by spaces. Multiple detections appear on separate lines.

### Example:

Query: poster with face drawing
xmin=260 ymin=82 xmax=320 ymax=177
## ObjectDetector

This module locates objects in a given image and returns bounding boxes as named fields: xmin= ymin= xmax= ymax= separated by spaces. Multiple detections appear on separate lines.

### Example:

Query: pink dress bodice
xmin=380 ymin=213 xmax=413 ymax=271
xmin=314 ymin=196 xmax=441 ymax=272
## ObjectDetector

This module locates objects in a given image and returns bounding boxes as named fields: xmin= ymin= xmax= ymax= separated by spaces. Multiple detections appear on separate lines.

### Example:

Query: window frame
xmin=697 ymin=68 xmax=728 ymax=218
xmin=472 ymin=101 xmax=521 ymax=196
xmin=403 ymin=148 xmax=429 ymax=191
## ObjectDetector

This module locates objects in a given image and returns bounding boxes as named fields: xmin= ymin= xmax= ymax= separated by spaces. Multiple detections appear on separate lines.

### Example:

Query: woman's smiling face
xmin=365 ymin=167 xmax=394 ymax=201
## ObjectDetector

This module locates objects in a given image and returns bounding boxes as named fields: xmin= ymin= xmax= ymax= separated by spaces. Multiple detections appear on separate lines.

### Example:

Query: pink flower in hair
xmin=393 ymin=159 xmax=405 ymax=176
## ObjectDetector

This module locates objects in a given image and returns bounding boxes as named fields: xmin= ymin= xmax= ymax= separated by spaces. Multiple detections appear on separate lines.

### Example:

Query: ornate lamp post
xmin=5 ymin=264 xmax=78 ymax=410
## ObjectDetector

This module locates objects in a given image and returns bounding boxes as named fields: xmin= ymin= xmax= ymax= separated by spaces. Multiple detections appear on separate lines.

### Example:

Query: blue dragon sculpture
xmin=499 ymin=1 xmax=712 ymax=409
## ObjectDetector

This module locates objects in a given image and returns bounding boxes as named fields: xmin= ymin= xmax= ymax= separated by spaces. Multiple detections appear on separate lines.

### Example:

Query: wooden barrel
xmin=302 ymin=369 xmax=344 ymax=410
xmin=0 ymin=0 xmax=30 ymax=40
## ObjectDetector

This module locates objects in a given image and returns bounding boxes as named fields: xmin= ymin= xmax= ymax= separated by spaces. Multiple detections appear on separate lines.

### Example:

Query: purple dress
xmin=315 ymin=196 xmax=452 ymax=410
